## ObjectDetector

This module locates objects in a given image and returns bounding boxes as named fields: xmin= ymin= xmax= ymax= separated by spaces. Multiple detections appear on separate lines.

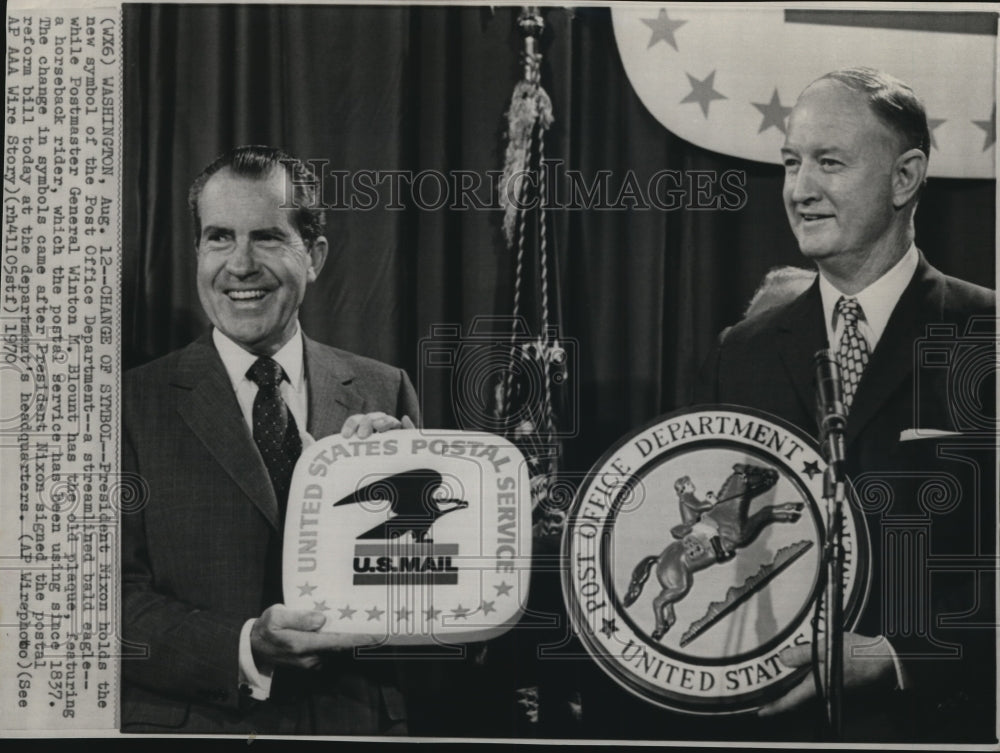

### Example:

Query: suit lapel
xmin=303 ymin=335 xmax=365 ymax=439
xmin=171 ymin=335 xmax=281 ymax=531
xmin=846 ymin=254 xmax=943 ymax=446
xmin=774 ymin=281 xmax=827 ymax=437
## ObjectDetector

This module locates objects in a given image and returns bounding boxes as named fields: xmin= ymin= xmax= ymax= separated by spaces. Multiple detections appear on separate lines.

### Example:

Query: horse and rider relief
xmin=614 ymin=456 xmax=820 ymax=655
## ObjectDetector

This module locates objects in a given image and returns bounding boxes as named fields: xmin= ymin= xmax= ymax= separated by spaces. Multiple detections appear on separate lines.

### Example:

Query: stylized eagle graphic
xmin=333 ymin=468 xmax=469 ymax=542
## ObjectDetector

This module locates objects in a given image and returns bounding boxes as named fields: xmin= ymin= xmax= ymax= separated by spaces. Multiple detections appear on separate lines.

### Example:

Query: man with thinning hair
xmin=695 ymin=68 xmax=995 ymax=741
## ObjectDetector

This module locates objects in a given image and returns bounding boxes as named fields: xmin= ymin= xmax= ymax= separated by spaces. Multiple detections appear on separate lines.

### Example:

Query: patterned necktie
xmin=246 ymin=356 xmax=303 ymax=514
xmin=835 ymin=297 xmax=870 ymax=412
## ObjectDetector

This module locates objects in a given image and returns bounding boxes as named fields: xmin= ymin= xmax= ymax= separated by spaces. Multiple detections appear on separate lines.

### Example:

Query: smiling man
xmin=694 ymin=69 xmax=995 ymax=741
xmin=122 ymin=146 xmax=419 ymax=735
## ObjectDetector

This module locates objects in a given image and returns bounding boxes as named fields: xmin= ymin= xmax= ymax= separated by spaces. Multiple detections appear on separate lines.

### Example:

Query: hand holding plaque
xmin=250 ymin=604 xmax=380 ymax=670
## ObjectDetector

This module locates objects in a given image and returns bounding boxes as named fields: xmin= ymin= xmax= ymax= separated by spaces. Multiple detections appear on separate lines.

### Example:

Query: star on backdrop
xmin=641 ymin=9 xmax=686 ymax=51
xmin=752 ymin=88 xmax=792 ymax=134
xmin=681 ymin=70 xmax=726 ymax=118
xmin=928 ymin=118 xmax=946 ymax=150
xmin=973 ymin=106 xmax=996 ymax=150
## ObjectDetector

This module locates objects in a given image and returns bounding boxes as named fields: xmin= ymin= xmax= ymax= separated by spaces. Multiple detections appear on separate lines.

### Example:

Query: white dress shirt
xmin=816 ymin=243 xmax=919 ymax=689
xmin=818 ymin=243 xmax=920 ymax=351
xmin=212 ymin=325 xmax=312 ymax=445
xmin=212 ymin=324 xmax=316 ymax=701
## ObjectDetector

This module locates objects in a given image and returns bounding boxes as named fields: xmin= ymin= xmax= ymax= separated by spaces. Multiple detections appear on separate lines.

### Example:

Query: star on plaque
xmin=928 ymin=118 xmax=945 ymax=151
xmin=338 ymin=605 xmax=357 ymax=620
xmin=424 ymin=606 xmax=442 ymax=621
xmin=973 ymin=106 xmax=996 ymax=150
xmin=600 ymin=618 xmax=619 ymax=638
xmin=494 ymin=581 xmax=513 ymax=597
xmin=395 ymin=607 xmax=412 ymax=622
xmin=313 ymin=600 xmax=329 ymax=612
xmin=752 ymin=88 xmax=792 ymax=135
xmin=641 ymin=9 xmax=686 ymax=51
xmin=481 ymin=600 xmax=496 ymax=616
xmin=680 ymin=70 xmax=726 ymax=118
xmin=298 ymin=583 xmax=317 ymax=597
xmin=802 ymin=461 xmax=821 ymax=480
xmin=366 ymin=606 xmax=385 ymax=621
xmin=452 ymin=604 xmax=470 ymax=620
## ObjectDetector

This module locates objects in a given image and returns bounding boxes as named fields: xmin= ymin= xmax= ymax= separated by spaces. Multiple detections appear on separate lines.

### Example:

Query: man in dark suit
xmin=122 ymin=146 xmax=419 ymax=734
xmin=695 ymin=68 xmax=996 ymax=742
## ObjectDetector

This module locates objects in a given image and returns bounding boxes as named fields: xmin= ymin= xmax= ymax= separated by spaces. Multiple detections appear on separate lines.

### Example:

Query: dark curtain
xmin=122 ymin=3 xmax=995 ymax=737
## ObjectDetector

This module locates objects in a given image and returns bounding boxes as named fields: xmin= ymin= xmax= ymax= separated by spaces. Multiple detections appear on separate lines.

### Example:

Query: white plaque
xmin=283 ymin=429 xmax=531 ymax=644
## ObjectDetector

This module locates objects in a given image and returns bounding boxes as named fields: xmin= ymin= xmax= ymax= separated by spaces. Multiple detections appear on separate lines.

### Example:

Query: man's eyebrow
xmin=201 ymin=224 xmax=232 ymax=236
xmin=779 ymin=145 xmax=847 ymax=157
xmin=249 ymin=227 xmax=291 ymax=238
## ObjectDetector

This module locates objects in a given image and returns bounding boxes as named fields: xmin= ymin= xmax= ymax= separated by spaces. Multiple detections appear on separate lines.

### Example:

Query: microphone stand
xmin=814 ymin=350 xmax=847 ymax=741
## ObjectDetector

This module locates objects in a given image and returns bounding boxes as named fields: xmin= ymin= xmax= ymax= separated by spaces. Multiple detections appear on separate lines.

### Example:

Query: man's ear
xmin=892 ymin=148 xmax=928 ymax=208
xmin=306 ymin=236 xmax=329 ymax=283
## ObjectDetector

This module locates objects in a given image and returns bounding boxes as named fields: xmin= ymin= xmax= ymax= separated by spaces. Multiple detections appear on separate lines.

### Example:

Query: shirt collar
xmin=818 ymin=243 xmax=919 ymax=345
xmin=212 ymin=323 xmax=305 ymax=391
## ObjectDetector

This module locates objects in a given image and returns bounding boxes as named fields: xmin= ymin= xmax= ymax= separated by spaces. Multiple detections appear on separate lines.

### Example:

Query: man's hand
xmin=757 ymin=632 xmax=897 ymax=716
xmin=250 ymin=605 xmax=378 ymax=671
xmin=341 ymin=412 xmax=415 ymax=439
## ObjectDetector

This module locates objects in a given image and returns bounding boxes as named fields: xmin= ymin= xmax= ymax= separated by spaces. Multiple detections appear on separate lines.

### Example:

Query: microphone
xmin=812 ymin=353 xmax=848 ymax=738
xmin=814 ymin=349 xmax=846 ymax=472
xmin=814 ymin=349 xmax=846 ymax=437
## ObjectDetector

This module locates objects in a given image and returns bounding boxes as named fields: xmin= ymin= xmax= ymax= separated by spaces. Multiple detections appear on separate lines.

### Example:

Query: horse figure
xmin=622 ymin=463 xmax=803 ymax=641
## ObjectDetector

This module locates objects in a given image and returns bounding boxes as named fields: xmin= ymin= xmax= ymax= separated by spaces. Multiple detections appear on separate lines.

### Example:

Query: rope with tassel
xmin=494 ymin=11 xmax=584 ymax=731
xmin=497 ymin=7 xmax=565 ymax=539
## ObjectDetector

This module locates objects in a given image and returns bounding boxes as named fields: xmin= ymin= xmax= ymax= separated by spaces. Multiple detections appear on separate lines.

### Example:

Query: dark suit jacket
xmin=121 ymin=332 xmax=420 ymax=735
xmin=694 ymin=253 xmax=996 ymax=742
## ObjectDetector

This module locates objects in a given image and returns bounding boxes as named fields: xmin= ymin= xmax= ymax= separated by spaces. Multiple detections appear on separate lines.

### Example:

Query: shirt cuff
xmin=238 ymin=617 xmax=273 ymax=701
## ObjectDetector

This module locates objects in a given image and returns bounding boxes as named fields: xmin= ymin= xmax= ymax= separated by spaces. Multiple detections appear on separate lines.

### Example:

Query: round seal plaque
xmin=283 ymin=429 xmax=531 ymax=644
xmin=562 ymin=406 xmax=870 ymax=714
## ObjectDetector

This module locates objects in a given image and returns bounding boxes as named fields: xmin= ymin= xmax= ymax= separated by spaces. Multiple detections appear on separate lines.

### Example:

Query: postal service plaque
xmin=283 ymin=429 xmax=531 ymax=644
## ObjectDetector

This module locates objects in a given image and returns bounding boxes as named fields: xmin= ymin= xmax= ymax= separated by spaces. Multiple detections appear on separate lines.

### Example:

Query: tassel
xmin=500 ymin=8 xmax=553 ymax=247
